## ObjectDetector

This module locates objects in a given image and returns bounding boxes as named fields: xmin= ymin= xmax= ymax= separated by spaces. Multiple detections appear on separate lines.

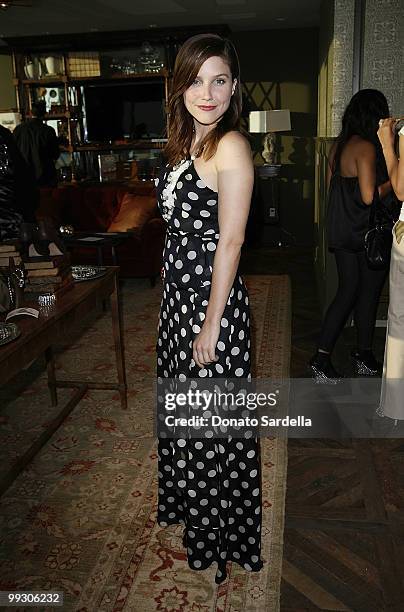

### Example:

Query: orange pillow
xmin=108 ymin=193 xmax=157 ymax=232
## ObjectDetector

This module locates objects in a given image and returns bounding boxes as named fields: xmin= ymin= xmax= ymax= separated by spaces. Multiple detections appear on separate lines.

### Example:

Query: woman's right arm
xmin=378 ymin=119 xmax=404 ymax=200
xmin=355 ymin=141 xmax=377 ymax=205
xmin=395 ymin=131 xmax=404 ymax=200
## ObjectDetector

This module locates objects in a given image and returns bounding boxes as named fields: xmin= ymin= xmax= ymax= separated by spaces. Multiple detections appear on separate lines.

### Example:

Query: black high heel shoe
xmin=351 ymin=349 xmax=382 ymax=376
xmin=308 ymin=351 xmax=343 ymax=384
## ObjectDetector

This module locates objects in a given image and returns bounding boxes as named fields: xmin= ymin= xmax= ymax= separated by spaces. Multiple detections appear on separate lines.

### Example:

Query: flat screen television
xmin=83 ymin=80 xmax=166 ymax=142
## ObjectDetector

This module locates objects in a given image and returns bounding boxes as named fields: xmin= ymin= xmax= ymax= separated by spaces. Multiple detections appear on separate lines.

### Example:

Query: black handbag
xmin=364 ymin=195 xmax=394 ymax=270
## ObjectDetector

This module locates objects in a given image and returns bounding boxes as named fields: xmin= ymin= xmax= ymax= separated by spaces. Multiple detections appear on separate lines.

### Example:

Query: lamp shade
xmin=249 ymin=109 xmax=291 ymax=133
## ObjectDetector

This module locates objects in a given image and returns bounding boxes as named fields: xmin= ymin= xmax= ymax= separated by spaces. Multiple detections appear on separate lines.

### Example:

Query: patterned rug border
xmin=249 ymin=275 xmax=291 ymax=612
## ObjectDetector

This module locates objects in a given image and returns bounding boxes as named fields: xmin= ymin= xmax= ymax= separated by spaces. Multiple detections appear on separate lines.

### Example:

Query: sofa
xmin=36 ymin=181 xmax=166 ymax=281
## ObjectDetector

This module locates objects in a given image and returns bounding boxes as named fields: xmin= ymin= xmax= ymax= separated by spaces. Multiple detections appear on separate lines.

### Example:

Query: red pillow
xmin=108 ymin=192 xmax=157 ymax=232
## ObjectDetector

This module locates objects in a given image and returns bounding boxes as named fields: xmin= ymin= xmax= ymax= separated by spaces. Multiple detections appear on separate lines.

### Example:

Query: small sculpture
xmin=262 ymin=132 xmax=276 ymax=165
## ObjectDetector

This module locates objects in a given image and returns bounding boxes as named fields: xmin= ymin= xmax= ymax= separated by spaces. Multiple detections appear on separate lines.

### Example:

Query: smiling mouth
xmin=197 ymin=105 xmax=217 ymax=111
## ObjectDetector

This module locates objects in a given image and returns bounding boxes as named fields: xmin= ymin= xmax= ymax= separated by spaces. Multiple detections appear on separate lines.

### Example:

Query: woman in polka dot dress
xmin=155 ymin=33 xmax=263 ymax=584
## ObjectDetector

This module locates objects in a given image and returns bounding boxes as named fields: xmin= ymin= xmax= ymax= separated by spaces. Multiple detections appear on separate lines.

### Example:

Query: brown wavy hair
xmin=164 ymin=33 xmax=242 ymax=166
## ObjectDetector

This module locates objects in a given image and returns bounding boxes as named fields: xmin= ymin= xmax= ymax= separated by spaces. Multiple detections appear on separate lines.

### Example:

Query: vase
xmin=24 ymin=61 xmax=35 ymax=79
xmin=45 ymin=56 xmax=57 ymax=75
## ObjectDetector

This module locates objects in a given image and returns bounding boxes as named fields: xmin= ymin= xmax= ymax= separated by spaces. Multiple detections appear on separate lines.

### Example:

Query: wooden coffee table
xmin=0 ymin=267 xmax=127 ymax=496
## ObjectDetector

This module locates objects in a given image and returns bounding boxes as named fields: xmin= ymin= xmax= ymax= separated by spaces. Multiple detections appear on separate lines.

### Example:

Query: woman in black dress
xmin=155 ymin=34 xmax=263 ymax=583
xmin=309 ymin=89 xmax=395 ymax=381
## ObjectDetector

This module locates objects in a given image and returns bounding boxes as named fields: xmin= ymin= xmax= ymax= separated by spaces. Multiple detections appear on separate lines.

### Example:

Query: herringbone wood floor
xmin=241 ymin=246 xmax=404 ymax=611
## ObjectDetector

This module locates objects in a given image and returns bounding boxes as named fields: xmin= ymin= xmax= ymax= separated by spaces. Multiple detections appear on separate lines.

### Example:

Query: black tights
xmin=317 ymin=250 xmax=388 ymax=354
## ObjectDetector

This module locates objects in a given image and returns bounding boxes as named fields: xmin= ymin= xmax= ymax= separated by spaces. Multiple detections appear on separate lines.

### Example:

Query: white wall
xmin=318 ymin=0 xmax=404 ymax=137
xmin=362 ymin=0 xmax=404 ymax=117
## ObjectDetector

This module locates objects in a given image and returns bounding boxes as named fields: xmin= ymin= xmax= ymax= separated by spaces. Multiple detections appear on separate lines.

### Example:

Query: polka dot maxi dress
xmin=155 ymin=157 xmax=263 ymax=584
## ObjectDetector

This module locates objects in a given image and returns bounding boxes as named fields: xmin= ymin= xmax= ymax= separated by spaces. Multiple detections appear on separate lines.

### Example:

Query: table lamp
xmin=249 ymin=109 xmax=291 ymax=177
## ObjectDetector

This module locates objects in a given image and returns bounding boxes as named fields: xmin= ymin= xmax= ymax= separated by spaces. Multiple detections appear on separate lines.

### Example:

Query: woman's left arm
xmin=192 ymin=132 xmax=253 ymax=368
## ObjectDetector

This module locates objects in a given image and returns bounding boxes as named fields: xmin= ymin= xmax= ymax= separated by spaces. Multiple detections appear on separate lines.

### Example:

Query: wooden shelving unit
xmin=20 ymin=76 xmax=69 ymax=85
xmin=12 ymin=49 xmax=170 ymax=181
xmin=75 ymin=141 xmax=165 ymax=151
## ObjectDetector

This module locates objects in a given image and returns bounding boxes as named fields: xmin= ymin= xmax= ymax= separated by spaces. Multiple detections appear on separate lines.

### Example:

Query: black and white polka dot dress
xmin=155 ymin=157 xmax=263 ymax=584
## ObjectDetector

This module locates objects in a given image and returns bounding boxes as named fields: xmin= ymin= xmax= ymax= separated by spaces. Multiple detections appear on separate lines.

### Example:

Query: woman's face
xmin=183 ymin=55 xmax=235 ymax=127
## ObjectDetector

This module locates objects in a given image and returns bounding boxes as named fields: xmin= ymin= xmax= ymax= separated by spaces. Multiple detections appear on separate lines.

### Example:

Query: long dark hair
xmin=333 ymin=89 xmax=389 ymax=173
xmin=164 ymin=33 xmax=242 ymax=166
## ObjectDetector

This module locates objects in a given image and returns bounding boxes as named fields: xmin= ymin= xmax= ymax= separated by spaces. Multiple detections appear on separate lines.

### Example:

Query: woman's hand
xmin=379 ymin=179 xmax=392 ymax=199
xmin=378 ymin=118 xmax=396 ymax=150
xmin=395 ymin=221 xmax=404 ymax=245
xmin=193 ymin=320 xmax=220 ymax=369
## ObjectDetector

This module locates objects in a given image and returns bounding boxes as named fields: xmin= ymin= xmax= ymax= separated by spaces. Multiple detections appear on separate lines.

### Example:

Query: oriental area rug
xmin=0 ymin=274 xmax=291 ymax=612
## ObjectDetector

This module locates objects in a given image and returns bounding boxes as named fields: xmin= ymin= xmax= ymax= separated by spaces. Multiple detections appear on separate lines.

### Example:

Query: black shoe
xmin=308 ymin=352 xmax=343 ymax=384
xmin=351 ymin=349 xmax=382 ymax=377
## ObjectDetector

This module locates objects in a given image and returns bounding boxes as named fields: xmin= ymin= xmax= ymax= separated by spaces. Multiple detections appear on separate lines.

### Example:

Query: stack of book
xmin=0 ymin=242 xmax=21 ymax=267
xmin=24 ymin=255 xmax=74 ymax=298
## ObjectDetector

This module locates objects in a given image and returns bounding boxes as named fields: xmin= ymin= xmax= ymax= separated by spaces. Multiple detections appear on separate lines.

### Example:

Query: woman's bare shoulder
xmin=216 ymin=131 xmax=252 ymax=164
xmin=351 ymin=136 xmax=376 ymax=157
